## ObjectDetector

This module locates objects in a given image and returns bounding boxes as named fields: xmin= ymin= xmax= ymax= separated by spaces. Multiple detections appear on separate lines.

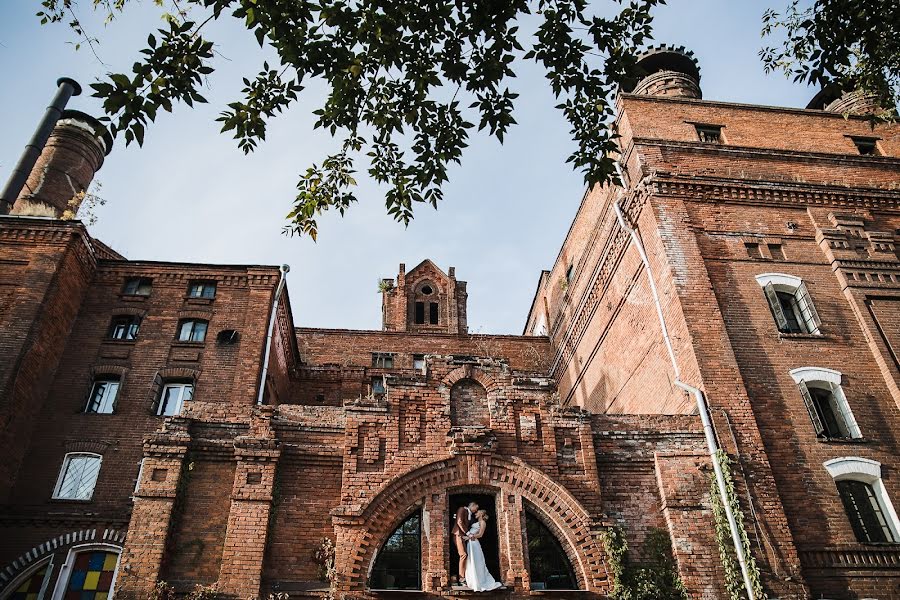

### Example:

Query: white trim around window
xmin=824 ymin=457 xmax=900 ymax=542
xmin=755 ymin=273 xmax=804 ymax=289
xmin=755 ymin=273 xmax=822 ymax=335
xmin=0 ymin=557 xmax=54 ymax=600
xmin=52 ymin=453 xmax=102 ymax=501
xmin=790 ymin=367 xmax=862 ymax=439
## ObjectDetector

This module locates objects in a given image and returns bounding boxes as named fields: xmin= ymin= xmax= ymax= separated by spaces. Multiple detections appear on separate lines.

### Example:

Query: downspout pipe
xmin=0 ymin=77 xmax=82 ymax=215
xmin=257 ymin=264 xmax=290 ymax=406
xmin=612 ymin=189 xmax=757 ymax=600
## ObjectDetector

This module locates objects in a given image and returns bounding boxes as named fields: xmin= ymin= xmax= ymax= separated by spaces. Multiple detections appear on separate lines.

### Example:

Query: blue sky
xmin=0 ymin=1 xmax=814 ymax=333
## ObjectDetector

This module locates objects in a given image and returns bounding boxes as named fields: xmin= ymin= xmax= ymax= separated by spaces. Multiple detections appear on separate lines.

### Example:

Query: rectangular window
xmin=122 ymin=277 xmax=152 ymax=296
xmin=415 ymin=301 xmax=425 ymax=325
xmin=177 ymin=319 xmax=208 ymax=342
xmin=372 ymin=352 xmax=394 ymax=369
xmin=850 ymin=136 xmax=880 ymax=156
xmin=371 ymin=376 xmax=386 ymax=396
xmin=108 ymin=315 xmax=141 ymax=340
xmin=429 ymin=302 xmax=439 ymax=325
xmin=837 ymin=480 xmax=896 ymax=543
xmin=413 ymin=354 xmax=425 ymax=371
xmin=187 ymin=280 xmax=217 ymax=299
xmin=695 ymin=124 xmax=723 ymax=143
xmin=157 ymin=382 xmax=193 ymax=416
xmin=85 ymin=378 xmax=119 ymax=414
xmin=53 ymin=454 xmax=102 ymax=500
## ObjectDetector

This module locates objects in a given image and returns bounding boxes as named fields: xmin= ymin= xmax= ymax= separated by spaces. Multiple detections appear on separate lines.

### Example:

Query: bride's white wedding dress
xmin=464 ymin=522 xmax=503 ymax=591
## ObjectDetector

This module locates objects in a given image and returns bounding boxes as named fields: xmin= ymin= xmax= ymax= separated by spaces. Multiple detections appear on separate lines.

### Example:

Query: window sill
xmin=103 ymin=338 xmax=137 ymax=345
xmin=816 ymin=436 xmax=868 ymax=444
xmin=171 ymin=341 xmax=206 ymax=348
xmin=49 ymin=497 xmax=93 ymax=504
xmin=183 ymin=297 xmax=215 ymax=305
xmin=778 ymin=332 xmax=826 ymax=340
xmin=119 ymin=293 xmax=149 ymax=302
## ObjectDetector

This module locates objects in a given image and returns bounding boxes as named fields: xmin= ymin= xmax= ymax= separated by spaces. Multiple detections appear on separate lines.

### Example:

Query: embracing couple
xmin=452 ymin=501 xmax=503 ymax=591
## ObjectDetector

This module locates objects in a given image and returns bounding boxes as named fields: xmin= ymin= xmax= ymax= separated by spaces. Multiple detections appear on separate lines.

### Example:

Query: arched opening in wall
xmin=49 ymin=545 xmax=121 ymax=600
xmin=449 ymin=379 xmax=490 ymax=428
xmin=1 ymin=558 xmax=53 ymax=600
xmin=448 ymin=493 xmax=499 ymax=585
xmin=524 ymin=510 xmax=578 ymax=590
xmin=369 ymin=509 xmax=422 ymax=590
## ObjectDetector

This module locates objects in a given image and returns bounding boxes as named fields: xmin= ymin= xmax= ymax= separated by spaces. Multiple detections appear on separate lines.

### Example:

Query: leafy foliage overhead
xmin=761 ymin=0 xmax=899 ymax=119
xmin=37 ymin=1 xmax=898 ymax=238
xmin=38 ymin=0 xmax=663 ymax=238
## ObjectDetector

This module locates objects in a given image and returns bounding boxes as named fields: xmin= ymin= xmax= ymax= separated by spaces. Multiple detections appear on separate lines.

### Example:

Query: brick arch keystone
xmin=341 ymin=455 xmax=607 ymax=592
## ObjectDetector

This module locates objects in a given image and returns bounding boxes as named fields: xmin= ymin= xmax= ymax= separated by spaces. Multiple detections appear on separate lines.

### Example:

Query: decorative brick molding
xmin=0 ymin=528 xmax=126 ymax=590
xmin=333 ymin=454 xmax=609 ymax=595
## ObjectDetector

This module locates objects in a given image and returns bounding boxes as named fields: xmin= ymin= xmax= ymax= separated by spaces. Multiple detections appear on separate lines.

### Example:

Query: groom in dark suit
xmin=452 ymin=500 xmax=479 ymax=585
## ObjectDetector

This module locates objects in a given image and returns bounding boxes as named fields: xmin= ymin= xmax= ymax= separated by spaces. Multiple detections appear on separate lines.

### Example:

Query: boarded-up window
xmin=450 ymin=379 xmax=489 ymax=427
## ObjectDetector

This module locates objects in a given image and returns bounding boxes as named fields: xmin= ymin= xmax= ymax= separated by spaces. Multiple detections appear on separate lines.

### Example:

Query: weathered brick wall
xmin=0 ymin=221 xmax=96 ymax=503
xmin=161 ymin=458 xmax=234 ymax=585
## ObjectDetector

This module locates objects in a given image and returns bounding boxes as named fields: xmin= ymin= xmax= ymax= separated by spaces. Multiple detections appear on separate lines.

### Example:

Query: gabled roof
xmin=406 ymin=258 xmax=451 ymax=281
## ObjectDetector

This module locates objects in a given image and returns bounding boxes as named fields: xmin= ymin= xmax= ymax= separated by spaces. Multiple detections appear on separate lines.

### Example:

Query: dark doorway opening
xmin=449 ymin=493 xmax=500 ymax=585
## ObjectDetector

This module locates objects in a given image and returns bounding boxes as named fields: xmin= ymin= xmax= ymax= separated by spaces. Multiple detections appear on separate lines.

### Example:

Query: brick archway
xmin=336 ymin=455 xmax=607 ymax=593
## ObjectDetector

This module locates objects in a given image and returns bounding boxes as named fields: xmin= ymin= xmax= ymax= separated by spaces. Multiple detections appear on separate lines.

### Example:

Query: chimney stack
xmin=624 ymin=45 xmax=702 ymax=100
xmin=1 ymin=78 xmax=112 ymax=218
xmin=10 ymin=110 xmax=112 ymax=218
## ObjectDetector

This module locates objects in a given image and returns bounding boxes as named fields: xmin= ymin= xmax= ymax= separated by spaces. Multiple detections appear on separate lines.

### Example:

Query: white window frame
xmin=824 ymin=457 xmax=900 ymax=542
xmin=755 ymin=273 xmax=822 ymax=335
xmin=177 ymin=319 xmax=208 ymax=342
xmin=52 ymin=453 xmax=102 ymax=501
xmin=157 ymin=382 xmax=193 ymax=416
xmin=790 ymin=367 xmax=862 ymax=439
xmin=0 ymin=557 xmax=54 ymax=600
xmin=85 ymin=378 xmax=120 ymax=414
xmin=108 ymin=315 xmax=140 ymax=340
xmin=49 ymin=544 xmax=122 ymax=600
xmin=187 ymin=280 xmax=217 ymax=299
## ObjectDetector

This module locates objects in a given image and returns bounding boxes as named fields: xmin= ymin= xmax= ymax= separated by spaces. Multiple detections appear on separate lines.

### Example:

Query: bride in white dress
xmin=464 ymin=509 xmax=503 ymax=591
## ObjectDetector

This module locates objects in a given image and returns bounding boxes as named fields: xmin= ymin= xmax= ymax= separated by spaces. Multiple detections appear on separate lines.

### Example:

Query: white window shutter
xmin=795 ymin=281 xmax=822 ymax=333
xmin=831 ymin=384 xmax=860 ymax=438
xmin=764 ymin=282 xmax=789 ymax=331
xmin=798 ymin=380 xmax=826 ymax=437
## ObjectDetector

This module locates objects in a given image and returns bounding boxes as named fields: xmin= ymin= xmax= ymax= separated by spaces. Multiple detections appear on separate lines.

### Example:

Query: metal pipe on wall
xmin=257 ymin=264 xmax=290 ymax=406
xmin=611 ymin=177 xmax=757 ymax=600
xmin=0 ymin=78 xmax=82 ymax=215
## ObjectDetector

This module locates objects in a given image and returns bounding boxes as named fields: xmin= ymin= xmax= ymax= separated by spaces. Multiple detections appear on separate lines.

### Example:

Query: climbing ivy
xmin=601 ymin=525 xmax=687 ymax=600
xmin=709 ymin=450 xmax=766 ymax=600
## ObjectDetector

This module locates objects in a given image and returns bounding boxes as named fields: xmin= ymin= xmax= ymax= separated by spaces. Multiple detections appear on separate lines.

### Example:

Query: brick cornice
xmin=632 ymin=136 xmax=900 ymax=170
xmin=652 ymin=174 xmax=900 ymax=212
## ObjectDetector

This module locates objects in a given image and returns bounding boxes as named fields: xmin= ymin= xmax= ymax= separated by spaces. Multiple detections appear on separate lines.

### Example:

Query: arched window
xmin=2 ymin=559 xmax=52 ymax=600
xmin=790 ymin=367 xmax=861 ymax=439
xmin=755 ymin=273 xmax=821 ymax=334
xmin=450 ymin=379 xmax=490 ymax=427
xmin=525 ymin=511 xmax=577 ymax=590
xmin=412 ymin=281 xmax=439 ymax=326
xmin=50 ymin=546 xmax=120 ymax=600
xmin=825 ymin=457 xmax=900 ymax=544
xmin=369 ymin=510 xmax=421 ymax=590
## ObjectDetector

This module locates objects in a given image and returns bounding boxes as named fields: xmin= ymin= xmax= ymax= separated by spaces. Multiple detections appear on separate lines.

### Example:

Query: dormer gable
xmin=381 ymin=260 xmax=468 ymax=334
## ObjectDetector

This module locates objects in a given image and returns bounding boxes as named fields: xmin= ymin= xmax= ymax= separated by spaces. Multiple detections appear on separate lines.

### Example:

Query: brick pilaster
xmin=217 ymin=407 xmax=281 ymax=599
xmin=117 ymin=419 xmax=191 ymax=600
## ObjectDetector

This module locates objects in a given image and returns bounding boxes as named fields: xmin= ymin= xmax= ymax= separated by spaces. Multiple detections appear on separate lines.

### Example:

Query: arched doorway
xmin=448 ymin=492 xmax=500 ymax=586
xmin=338 ymin=455 xmax=606 ymax=595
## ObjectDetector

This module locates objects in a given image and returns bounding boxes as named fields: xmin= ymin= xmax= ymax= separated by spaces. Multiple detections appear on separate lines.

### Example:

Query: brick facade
xmin=2 ymin=45 xmax=900 ymax=600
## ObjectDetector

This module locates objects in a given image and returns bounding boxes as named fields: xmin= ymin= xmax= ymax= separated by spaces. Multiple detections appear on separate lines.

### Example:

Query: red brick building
xmin=1 ymin=46 xmax=899 ymax=600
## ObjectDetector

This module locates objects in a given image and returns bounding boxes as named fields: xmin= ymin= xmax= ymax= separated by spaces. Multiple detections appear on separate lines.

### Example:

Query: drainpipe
xmin=257 ymin=264 xmax=290 ymax=405
xmin=612 ymin=182 xmax=757 ymax=600
xmin=0 ymin=77 xmax=82 ymax=215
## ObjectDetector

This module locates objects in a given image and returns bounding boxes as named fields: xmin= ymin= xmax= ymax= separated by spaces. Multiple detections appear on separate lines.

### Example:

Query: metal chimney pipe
xmin=0 ymin=77 xmax=82 ymax=215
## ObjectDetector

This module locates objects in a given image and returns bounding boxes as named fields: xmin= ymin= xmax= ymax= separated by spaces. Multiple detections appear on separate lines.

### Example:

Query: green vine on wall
xmin=709 ymin=450 xmax=766 ymax=600
xmin=601 ymin=525 xmax=688 ymax=600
